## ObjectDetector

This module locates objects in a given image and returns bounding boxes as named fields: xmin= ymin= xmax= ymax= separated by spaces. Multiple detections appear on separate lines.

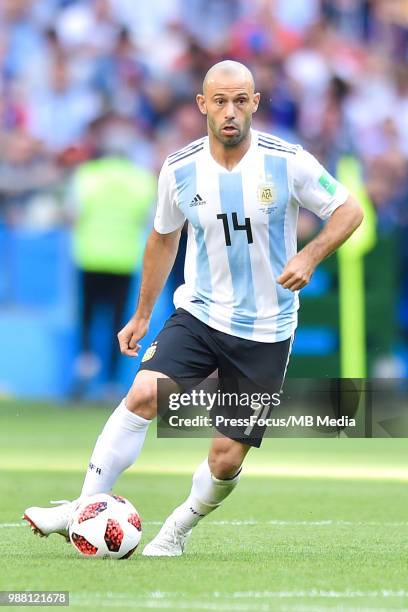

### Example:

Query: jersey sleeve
xmin=153 ymin=161 xmax=186 ymax=233
xmin=291 ymin=149 xmax=349 ymax=220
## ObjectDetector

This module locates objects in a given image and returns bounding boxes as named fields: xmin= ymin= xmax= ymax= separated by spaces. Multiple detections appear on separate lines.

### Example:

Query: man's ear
xmin=252 ymin=92 xmax=260 ymax=114
xmin=196 ymin=94 xmax=207 ymax=115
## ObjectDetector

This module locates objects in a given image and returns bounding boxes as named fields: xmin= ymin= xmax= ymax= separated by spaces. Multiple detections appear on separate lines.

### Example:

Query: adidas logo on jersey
xmin=190 ymin=194 xmax=206 ymax=207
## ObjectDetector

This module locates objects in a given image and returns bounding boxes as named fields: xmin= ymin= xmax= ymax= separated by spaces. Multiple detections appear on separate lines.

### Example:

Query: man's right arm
xmin=117 ymin=227 xmax=182 ymax=357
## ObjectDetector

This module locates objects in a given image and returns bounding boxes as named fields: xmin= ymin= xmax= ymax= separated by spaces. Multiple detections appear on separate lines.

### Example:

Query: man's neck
xmin=208 ymin=130 xmax=252 ymax=171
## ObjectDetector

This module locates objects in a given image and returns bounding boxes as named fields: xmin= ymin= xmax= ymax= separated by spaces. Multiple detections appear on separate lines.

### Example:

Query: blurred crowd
xmin=0 ymin=0 xmax=407 ymax=392
xmin=0 ymin=0 xmax=407 ymax=229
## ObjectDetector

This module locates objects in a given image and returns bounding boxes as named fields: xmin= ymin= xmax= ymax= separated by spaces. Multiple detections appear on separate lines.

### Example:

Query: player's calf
xmin=143 ymin=444 xmax=246 ymax=557
xmin=208 ymin=437 xmax=250 ymax=480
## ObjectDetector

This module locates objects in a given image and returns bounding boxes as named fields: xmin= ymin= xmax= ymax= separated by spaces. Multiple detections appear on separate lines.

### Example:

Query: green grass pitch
xmin=1 ymin=400 xmax=408 ymax=611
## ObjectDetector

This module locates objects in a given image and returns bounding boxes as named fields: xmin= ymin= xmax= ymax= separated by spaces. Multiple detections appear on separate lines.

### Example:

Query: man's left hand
xmin=276 ymin=253 xmax=315 ymax=291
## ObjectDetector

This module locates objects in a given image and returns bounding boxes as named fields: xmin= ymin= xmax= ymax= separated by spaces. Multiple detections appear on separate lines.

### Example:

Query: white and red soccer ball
xmin=69 ymin=493 xmax=142 ymax=559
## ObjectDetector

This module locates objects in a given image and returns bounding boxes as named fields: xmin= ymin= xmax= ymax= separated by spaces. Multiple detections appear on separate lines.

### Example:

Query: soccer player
xmin=23 ymin=61 xmax=363 ymax=556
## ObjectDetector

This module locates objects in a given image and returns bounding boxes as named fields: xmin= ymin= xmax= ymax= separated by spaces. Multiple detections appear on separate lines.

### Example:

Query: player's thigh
xmin=208 ymin=435 xmax=251 ymax=479
xmin=126 ymin=370 xmax=180 ymax=419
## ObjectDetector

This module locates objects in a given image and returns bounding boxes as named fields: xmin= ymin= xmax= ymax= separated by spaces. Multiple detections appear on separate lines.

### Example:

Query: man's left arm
xmin=277 ymin=195 xmax=363 ymax=291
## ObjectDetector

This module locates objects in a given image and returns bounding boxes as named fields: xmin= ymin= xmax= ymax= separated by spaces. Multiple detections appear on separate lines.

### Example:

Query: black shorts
xmin=140 ymin=309 xmax=292 ymax=447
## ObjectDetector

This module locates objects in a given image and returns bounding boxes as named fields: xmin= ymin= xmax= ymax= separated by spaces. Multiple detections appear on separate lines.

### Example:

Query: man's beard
xmin=209 ymin=116 xmax=251 ymax=148
xmin=218 ymin=130 xmax=246 ymax=147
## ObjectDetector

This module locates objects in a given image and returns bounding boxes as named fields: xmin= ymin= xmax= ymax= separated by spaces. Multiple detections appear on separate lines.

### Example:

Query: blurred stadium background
xmin=0 ymin=0 xmax=407 ymax=400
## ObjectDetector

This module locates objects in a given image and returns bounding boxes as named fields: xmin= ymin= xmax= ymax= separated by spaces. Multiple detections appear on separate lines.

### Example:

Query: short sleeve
xmin=153 ymin=161 xmax=185 ymax=234
xmin=291 ymin=149 xmax=349 ymax=220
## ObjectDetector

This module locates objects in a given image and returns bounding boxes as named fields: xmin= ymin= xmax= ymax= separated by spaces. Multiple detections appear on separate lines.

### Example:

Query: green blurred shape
xmin=337 ymin=156 xmax=377 ymax=378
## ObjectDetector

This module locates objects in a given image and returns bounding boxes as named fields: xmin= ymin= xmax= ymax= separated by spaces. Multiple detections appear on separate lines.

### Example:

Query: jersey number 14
xmin=216 ymin=212 xmax=253 ymax=246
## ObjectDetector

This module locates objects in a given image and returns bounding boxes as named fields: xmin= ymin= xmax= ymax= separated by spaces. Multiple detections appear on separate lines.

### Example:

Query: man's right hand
xmin=117 ymin=315 xmax=150 ymax=357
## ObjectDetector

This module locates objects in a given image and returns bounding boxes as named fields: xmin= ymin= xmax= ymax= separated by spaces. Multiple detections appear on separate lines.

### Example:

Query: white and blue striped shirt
xmin=154 ymin=129 xmax=348 ymax=343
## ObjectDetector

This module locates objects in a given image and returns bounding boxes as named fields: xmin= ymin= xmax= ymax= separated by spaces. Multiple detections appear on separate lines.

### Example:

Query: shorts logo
xmin=257 ymin=182 xmax=276 ymax=204
xmin=141 ymin=341 xmax=158 ymax=362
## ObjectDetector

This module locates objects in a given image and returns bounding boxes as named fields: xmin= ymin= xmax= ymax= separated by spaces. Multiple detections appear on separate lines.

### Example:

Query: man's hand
xmin=117 ymin=315 xmax=150 ymax=357
xmin=277 ymin=252 xmax=316 ymax=291
xmin=277 ymin=196 xmax=364 ymax=292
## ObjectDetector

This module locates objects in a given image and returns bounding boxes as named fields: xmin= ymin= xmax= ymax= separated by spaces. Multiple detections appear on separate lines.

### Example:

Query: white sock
xmin=171 ymin=459 xmax=241 ymax=531
xmin=80 ymin=399 xmax=151 ymax=497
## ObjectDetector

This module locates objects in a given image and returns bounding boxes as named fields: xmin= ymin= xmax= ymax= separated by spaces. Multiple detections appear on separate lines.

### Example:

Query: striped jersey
xmin=154 ymin=129 xmax=348 ymax=342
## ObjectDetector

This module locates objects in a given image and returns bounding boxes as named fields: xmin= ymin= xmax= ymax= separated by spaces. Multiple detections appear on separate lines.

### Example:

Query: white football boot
xmin=23 ymin=500 xmax=78 ymax=542
xmin=142 ymin=516 xmax=192 ymax=557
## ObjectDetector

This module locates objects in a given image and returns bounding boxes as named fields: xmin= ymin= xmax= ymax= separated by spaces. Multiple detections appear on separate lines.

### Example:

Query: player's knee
xmin=126 ymin=372 xmax=158 ymax=419
xmin=208 ymin=448 xmax=243 ymax=480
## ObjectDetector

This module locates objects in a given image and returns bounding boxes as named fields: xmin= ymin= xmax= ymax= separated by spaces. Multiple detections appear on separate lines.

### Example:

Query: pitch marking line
xmin=68 ymin=590 xmax=408 ymax=610
xmin=69 ymin=589 xmax=408 ymax=607
xmin=71 ymin=602 xmax=282 ymax=611
xmin=72 ymin=599 xmax=274 ymax=610
xmin=74 ymin=588 xmax=408 ymax=597
xmin=3 ymin=519 xmax=408 ymax=529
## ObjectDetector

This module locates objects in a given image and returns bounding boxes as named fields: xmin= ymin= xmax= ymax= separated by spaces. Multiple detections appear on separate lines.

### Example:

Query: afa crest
xmin=257 ymin=182 xmax=276 ymax=205
xmin=141 ymin=341 xmax=158 ymax=362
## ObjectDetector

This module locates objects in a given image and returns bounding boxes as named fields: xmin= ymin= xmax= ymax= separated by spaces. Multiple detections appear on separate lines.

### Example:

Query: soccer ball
xmin=69 ymin=493 xmax=142 ymax=559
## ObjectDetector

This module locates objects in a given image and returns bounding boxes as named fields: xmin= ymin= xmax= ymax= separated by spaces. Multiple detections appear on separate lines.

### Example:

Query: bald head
xmin=197 ymin=60 xmax=260 ymax=149
xmin=202 ymin=61 xmax=255 ymax=95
